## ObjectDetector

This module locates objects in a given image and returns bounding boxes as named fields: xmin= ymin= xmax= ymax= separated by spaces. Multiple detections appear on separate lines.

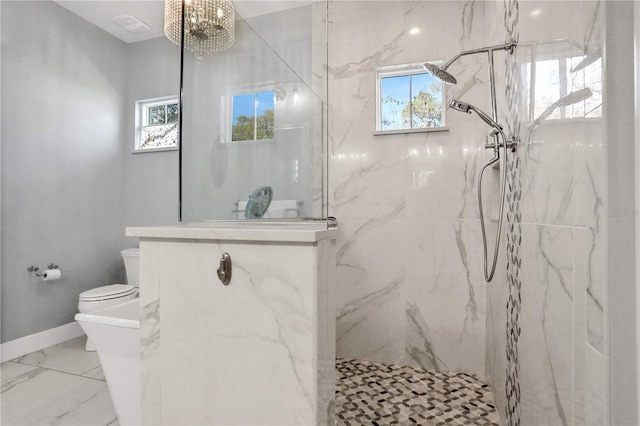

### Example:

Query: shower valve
xmin=484 ymin=137 xmax=518 ymax=152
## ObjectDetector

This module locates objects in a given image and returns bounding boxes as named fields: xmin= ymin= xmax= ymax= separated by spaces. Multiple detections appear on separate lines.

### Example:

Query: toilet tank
xmin=120 ymin=248 xmax=140 ymax=287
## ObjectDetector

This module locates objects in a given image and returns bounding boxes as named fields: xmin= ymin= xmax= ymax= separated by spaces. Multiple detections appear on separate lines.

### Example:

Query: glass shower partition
xmin=179 ymin=1 xmax=328 ymax=224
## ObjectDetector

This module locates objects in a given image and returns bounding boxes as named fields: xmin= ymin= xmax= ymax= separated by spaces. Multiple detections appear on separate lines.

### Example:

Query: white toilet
xmin=76 ymin=299 xmax=140 ymax=426
xmin=78 ymin=248 xmax=139 ymax=351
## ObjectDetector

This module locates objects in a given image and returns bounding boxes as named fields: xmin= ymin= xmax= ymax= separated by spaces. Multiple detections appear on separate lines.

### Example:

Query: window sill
xmin=225 ymin=138 xmax=276 ymax=144
xmin=132 ymin=146 xmax=179 ymax=154
xmin=373 ymin=127 xmax=449 ymax=136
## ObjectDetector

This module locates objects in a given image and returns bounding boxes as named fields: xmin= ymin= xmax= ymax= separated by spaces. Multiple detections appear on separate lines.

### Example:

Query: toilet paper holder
xmin=27 ymin=263 xmax=59 ymax=277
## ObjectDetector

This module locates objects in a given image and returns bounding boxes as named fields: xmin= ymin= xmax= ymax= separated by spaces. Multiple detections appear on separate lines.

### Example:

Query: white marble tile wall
xmin=329 ymin=0 xmax=494 ymax=375
xmin=135 ymin=229 xmax=337 ymax=425
xmin=482 ymin=1 xmax=608 ymax=425
xmin=329 ymin=1 xmax=609 ymax=425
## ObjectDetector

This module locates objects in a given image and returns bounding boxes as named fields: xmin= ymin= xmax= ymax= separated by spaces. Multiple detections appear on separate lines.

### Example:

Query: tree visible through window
xmin=232 ymin=91 xmax=275 ymax=142
xmin=377 ymin=65 xmax=444 ymax=131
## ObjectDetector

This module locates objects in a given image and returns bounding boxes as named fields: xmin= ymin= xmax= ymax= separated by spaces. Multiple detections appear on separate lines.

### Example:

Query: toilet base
xmin=85 ymin=338 xmax=96 ymax=352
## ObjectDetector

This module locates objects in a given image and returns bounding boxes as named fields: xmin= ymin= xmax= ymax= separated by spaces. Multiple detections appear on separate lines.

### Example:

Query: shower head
xmin=449 ymin=100 xmax=472 ymax=113
xmin=422 ymin=63 xmax=458 ymax=85
xmin=448 ymin=99 xmax=502 ymax=131
xmin=422 ymin=42 xmax=517 ymax=87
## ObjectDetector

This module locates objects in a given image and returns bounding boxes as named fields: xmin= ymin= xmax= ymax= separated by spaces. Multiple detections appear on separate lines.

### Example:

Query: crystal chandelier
xmin=164 ymin=0 xmax=235 ymax=58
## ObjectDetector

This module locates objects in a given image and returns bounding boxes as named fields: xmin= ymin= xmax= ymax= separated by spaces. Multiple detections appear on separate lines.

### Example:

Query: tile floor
xmin=1 ymin=337 xmax=117 ymax=426
xmin=335 ymin=358 xmax=500 ymax=425
xmin=2 ymin=338 xmax=500 ymax=426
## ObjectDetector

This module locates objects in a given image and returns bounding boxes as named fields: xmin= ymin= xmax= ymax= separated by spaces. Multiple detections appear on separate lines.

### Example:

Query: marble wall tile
xmin=329 ymin=0 xmax=493 ymax=374
xmin=316 ymin=239 xmax=337 ymax=425
xmin=483 ymin=233 xmax=509 ymax=426
xmin=404 ymin=123 xmax=491 ymax=221
xmin=155 ymin=240 xmax=327 ymax=425
xmin=579 ymin=140 xmax=608 ymax=355
xmin=405 ymin=219 xmax=486 ymax=375
xmin=331 ymin=130 xmax=409 ymax=220
xmin=573 ymin=227 xmax=588 ymax=425
xmin=139 ymin=240 xmax=162 ymax=426
xmin=482 ymin=2 xmax=609 ymax=424
xmin=330 ymin=5 xmax=610 ymax=426
xmin=585 ymin=344 xmax=609 ymax=425
xmin=329 ymin=0 xmax=491 ymax=221
xmin=519 ymin=224 xmax=574 ymax=425
xmin=335 ymin=219 xmax=406 ymax=364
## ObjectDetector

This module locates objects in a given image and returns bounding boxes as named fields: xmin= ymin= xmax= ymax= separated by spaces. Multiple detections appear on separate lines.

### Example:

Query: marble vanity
xmin=126 ymin=224 xmax=337 ymax=425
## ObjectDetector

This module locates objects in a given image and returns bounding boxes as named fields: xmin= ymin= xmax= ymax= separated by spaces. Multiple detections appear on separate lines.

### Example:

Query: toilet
xmin=78 ymin=248 xmax=139 ymax=351
xmin=76 ymin=299 xmax=140 ymax=426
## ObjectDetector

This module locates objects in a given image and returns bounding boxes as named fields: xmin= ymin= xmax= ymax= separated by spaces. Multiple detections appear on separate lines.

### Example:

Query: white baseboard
xmin=0 ymin=322 xmax=85 ymax=363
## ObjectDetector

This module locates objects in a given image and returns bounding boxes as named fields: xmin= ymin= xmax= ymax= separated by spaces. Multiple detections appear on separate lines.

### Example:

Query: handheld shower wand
xmin=423 ymin=42 xmax=517 ymax=282
xmin=449 ymin=100 xmax=510 ymax=282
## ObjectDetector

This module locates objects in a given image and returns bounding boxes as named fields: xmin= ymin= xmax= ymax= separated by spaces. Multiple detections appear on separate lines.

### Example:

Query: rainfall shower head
xmin=449 ymin=99 xmax=502 ymax=131
xmin=422 ymin=63 xmax=458 ymax=85
xmin=422 ymin=42 xmax=517 ymax=87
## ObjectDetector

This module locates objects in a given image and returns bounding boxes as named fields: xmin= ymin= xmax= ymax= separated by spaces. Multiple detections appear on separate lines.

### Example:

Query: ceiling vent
xmin=112 ymin=15 xmax=151 ymax=34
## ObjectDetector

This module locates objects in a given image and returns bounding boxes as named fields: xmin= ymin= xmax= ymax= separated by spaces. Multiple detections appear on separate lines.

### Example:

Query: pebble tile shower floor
xmin=1 ymin=338 xmax=500 ymax=425
xmin=336 ymin=358 xmax=500 ymax=426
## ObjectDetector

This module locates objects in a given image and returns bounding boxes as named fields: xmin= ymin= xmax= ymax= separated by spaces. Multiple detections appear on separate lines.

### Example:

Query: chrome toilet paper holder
xmin=27 ymin=263 xmax=59 ymax=277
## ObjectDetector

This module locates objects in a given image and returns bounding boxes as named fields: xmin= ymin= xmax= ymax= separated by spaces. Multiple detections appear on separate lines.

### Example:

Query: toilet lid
xmin=79 ymin=284 xmax=136 ymax=301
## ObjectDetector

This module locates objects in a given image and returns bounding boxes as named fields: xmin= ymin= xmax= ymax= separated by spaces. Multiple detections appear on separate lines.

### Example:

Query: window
xmin=135 ymin=97 xmax=179 ymax=152
xmin=231 ymin=90 xmax=275 ymax=142
xmin=376 ymin=64 xmax=445 ymax=133
xmin=525 ymin=48 xmax=602 ymax=122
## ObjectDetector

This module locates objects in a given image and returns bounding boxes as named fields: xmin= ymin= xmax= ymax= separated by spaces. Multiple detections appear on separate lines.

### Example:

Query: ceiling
xmin=54 ymin=1 xmax=314 ymax=44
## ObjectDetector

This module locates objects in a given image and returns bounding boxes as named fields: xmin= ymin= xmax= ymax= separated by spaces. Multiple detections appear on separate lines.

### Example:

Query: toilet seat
xmin=79 ymin=284 xmax=137 ymax=302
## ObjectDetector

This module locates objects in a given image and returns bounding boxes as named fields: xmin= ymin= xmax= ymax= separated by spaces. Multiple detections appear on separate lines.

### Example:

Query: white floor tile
xmin=1 ymin=364 xmax=117 ymax=426
xmin=11 ymin=337 xmax=101 ymax=376
xmin=82 ymin=366 xmax=106 ymax=381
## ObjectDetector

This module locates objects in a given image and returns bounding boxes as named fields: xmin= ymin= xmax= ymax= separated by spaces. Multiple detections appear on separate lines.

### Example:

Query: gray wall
xmin=1 ymin=1 xmax=127 ymax=342
xmin=123 ymin=37 xmax=180 ymax=247
xmin=1 ymin=1 xmax=180 ymax=342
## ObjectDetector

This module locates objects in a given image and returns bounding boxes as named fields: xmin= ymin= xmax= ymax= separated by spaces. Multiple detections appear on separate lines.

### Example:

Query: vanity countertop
xmin=126 ymin=224 xmax=338 ymax=243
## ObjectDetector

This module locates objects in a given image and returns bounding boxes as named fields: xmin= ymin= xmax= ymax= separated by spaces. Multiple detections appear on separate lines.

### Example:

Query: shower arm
xmin=443 ymin=42 xmax=516 ymax=146
xmin=441 ymin=42 xmax=516 ymax=70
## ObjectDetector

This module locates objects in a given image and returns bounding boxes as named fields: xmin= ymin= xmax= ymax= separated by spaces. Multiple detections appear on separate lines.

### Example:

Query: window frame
xmin=228 ymin=87 xmax=276 ymax=144
xmin=134 ymin=96 xmax=180 ymax=153
xmin=524 ymin=44 xmax=602 ymax=124
xmin=375 ymin=62 xmax=449 ymax=135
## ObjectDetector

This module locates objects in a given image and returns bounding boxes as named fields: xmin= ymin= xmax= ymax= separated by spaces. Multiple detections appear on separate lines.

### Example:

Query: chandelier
xmin=164 ymin=0 xmax=235 ymax=58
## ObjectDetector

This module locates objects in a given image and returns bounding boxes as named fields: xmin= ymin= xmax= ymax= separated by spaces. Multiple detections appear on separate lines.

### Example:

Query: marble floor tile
xmin=1 ymin=361 xmax=117 ymax=426
xmin=3 ymin=337 xmax=503 ymax=426
xmin=82 ymin=366 xmax=106 ymax=381
xmin=0 ymin=362 xmax=41 ymax=384
xmin=10 ymin=337 xmax=101 ymax=376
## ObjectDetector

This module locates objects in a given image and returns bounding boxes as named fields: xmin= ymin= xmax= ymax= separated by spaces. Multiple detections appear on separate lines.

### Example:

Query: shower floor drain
xmin=336 ymin=358 xmax=500 ymax=425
